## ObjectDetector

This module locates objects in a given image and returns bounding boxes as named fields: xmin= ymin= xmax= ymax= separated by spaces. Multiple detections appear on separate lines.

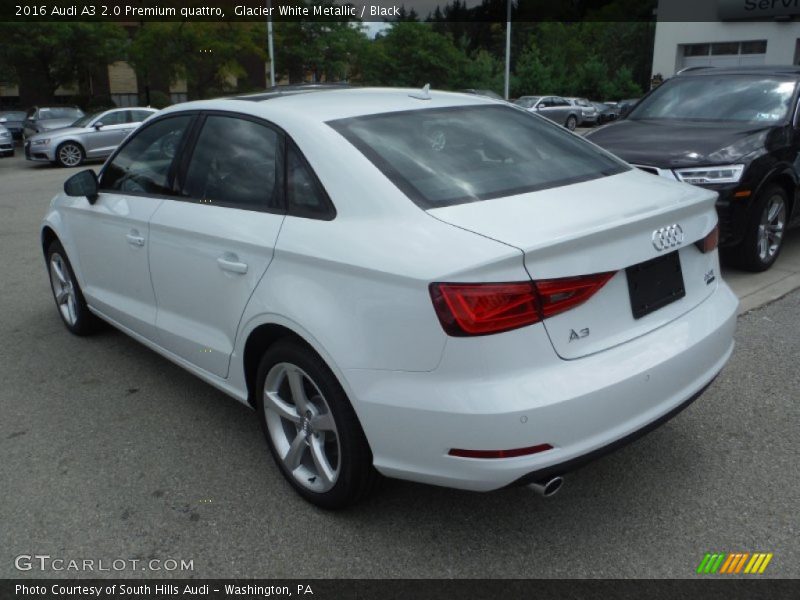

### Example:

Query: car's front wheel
xmin=46 ymin=240 xmax=101 ymax=335
xmin=255 ymin=339 xmax=378 ymax=509
xmin=56 ymin=142 xmax=84 ymax=168
xmin=728 ymin=184 xmax=788 ymax=272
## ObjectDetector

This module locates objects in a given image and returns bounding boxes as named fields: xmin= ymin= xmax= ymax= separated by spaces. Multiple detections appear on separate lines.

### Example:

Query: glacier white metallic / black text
xmin=41 ymin=87 xmax=737 ymax=508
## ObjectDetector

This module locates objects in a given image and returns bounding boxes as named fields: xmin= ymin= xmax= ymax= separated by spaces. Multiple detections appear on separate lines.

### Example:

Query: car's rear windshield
xmin=629 ymin=75 xmax=797 ymax=124
xmin=328 ymin=104 xmax=628 ymax=208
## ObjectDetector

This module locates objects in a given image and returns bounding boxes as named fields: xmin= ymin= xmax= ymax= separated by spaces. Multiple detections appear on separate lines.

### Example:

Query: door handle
xmin=217 ymin=256 xmax=248 ymax=274
xmin=126 ymin=233 xmax=145 ymax=247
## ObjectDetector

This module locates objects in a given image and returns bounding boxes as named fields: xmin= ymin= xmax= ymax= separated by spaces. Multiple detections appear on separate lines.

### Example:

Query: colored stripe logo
xmin=696 ymin=552 xmax=773 ymax=574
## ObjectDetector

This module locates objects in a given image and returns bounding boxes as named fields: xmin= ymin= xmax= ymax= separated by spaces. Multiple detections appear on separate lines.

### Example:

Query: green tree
xmin=129 ymin=23 xmax=265 ymax=100
xmin=0 ymin=23 xmax=127 ymax=105
xmin=274 ymin=21 xmax=369 ymax=84
xmin=359 ymin=22 xmax=467 ymax=88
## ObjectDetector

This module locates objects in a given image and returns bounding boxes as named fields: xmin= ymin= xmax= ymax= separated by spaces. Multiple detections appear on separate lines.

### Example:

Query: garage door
xmin=679 ymin=41 xmax=766 ymax=71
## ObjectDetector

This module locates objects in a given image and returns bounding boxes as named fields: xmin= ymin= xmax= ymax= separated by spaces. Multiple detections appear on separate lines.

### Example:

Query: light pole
xmin=504 ymin=0 xmax=511 ymax=100
xmin=267 ymin=0 xmax=276 ymax=87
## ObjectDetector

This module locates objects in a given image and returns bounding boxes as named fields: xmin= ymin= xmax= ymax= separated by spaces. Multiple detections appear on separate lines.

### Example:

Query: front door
xmin=65 ymin=114 xmax=194 ymax=340
xmin=84 ymin=110 xmax=137 ymax=159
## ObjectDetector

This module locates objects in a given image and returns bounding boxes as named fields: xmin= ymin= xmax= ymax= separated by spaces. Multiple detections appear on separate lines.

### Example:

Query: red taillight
xmin=430 ymin=272 xmax=615 ymax=337
xmin=449 ymin=444 xmax=554 ymax=459
xmin=534 ymin=272 xmax=616 ymax=319
xmin=695 ymin=223 xmax=719 ymax=254
xmin=430 ymin=282 xmax=540 ymax=336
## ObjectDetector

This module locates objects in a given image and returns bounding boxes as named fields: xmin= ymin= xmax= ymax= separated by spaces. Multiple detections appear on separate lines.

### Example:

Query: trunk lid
xmin=428 ymin=169 xmax=720 ymax=359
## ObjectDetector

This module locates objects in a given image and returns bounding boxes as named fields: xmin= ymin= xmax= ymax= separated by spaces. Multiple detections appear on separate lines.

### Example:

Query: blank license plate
xmin=626 ymin=251 xmax=685 ymax=319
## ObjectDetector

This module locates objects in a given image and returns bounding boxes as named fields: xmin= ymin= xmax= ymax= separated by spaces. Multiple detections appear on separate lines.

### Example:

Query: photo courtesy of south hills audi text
xmin=13 ymin=584 xmax=315 ymax=597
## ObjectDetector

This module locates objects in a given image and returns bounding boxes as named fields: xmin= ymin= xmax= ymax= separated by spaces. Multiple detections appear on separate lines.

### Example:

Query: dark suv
xmin=586 ymin=66 xmax=800 ymax=271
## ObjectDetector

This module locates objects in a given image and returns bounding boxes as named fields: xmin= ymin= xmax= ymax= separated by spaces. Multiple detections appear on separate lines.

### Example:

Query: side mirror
xmin=93 ymin=122 xmax=104 ymax=130
xmin=64 ymin=169 xmax=99 ymax=204
xmin=0 ymin=118 xmax=6 ymax=123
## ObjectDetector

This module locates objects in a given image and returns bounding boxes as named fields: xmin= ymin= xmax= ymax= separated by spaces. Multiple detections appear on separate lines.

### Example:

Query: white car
xmin=41 ymin=87 xmax=737 ymax=508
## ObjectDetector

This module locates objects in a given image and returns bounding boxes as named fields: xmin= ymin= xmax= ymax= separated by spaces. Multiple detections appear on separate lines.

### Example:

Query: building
xmin=653 ymin=0 xmax=800 ymax=79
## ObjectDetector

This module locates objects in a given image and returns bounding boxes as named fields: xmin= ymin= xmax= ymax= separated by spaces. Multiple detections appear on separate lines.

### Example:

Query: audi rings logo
xmin=652 ymin=224 xmax=684 ymax=251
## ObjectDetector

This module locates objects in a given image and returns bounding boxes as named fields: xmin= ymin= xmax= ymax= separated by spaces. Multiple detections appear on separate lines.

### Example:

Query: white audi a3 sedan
xmin=41 ymin=87 xmax=738 ymax=508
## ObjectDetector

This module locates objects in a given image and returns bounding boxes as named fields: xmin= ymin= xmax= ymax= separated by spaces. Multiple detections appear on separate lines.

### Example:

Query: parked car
xmin=0 ymin=110 xmax=27 ymax=139
xmin=616 ymin=98 xmax=641 ymax=118
xmin=42 ymin=88 xmax=736 ymax=508
xmin=586 ymin=66 xmax=800 ymax=272
xmin=0 ymin=124 xmax=14 ymax=157
xmin=565 ymin=97 xmax=599 ymax=126
xmin=26 ymin=107 xmax=157 ymax=168
xmin=461 ymin=89 xmax=505 ymax=101
xmin=514 ymin=95 xmax=582 ymax=130
xmin=591 ymin=101 xmax=619 ymax=124
xmin=23 ymin=106 xmax=85 ymax=140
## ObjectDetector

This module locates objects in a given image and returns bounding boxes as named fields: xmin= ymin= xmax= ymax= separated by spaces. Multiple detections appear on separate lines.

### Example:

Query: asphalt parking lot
xmin=1 ymin=151 xmax=798 ymax=579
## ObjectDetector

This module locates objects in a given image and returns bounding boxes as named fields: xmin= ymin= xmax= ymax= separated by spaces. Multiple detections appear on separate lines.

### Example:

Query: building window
xmin=711 ymin=42 xmax=740 ymax=55
xmin=684 ymin=44 xmax=710 ymax=56
xmin=741 ymin=40 xmax=767 ymax=55
xmin=111 ymin=93 xmax=139 ymax=107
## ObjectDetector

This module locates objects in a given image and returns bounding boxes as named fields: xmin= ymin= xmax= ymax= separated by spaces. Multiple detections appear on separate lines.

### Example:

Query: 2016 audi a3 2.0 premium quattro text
xmin=41 ymin=87 xmax=737 ymax=508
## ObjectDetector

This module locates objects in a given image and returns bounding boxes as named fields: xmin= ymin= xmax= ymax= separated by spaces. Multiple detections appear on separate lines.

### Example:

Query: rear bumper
xmin=345 ymin=281 xmax=738 ymax=492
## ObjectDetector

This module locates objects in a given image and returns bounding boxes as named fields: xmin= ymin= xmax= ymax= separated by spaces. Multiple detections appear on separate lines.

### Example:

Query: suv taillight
xmin=430 ymin=272 xmax=615 ymax=336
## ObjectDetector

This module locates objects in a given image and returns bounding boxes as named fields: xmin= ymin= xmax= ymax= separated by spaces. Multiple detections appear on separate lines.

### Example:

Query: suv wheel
xmin=729 ymin=184 xmax=788 ymax=272
xmin=255 ymin=339 xmax=379 ymax=509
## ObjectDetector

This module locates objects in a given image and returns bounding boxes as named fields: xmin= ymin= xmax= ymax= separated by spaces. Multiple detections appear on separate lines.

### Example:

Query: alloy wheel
xmin=49 ymin=253 xmax=78 ymax=326
xmin=58 ymin=144 xmax=82 ymax=167
xmin=757 ymin=194 xmax=786 ymax=263
xmin=263 ymin=362 xmax=341 ymax=493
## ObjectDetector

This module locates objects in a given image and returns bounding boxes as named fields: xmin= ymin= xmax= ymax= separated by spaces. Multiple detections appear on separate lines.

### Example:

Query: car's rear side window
xmin=329 ymin=105 xmax=628 ymax=209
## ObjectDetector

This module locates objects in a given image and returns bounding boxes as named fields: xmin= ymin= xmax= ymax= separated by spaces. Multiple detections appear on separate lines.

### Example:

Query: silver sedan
xmin=25 ymin=107 xmax=158 ymax=167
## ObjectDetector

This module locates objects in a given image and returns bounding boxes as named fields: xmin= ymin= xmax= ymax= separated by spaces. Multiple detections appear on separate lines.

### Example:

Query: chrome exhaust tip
xmin=527 ymin=476 xmax=564 ymax=497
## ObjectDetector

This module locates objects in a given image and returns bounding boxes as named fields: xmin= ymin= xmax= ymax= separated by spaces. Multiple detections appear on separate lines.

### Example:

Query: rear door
xmin=147 ymin=113 xmax=286 ymax=377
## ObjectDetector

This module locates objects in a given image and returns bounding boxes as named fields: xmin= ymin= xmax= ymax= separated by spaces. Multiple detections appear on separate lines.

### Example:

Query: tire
xmin=46 ymin=240 xmax=101 ymax=335
xmin=727 ymin=184 xmax=788 ymax=272
xmin=55 ymin=142 xmax=84 ymax=168
xmin=565 ymin=115 xmax=578 ymax=131
xmin=255 ymin=339 xmax=379 ymax=509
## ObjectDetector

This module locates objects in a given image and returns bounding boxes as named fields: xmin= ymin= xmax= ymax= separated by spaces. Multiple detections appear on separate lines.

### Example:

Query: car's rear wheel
xmin=565 ymin=115 xmax=578 ymax=131
xmin=728 ymin=184 xmax=788 ymax=272
xmin=255 ymin=339 xmax=378 ymax=509
xmin=56 ymin=142 xmax=84 ymax=168
xmin=46 ymin=240 xmax=101 ymax=335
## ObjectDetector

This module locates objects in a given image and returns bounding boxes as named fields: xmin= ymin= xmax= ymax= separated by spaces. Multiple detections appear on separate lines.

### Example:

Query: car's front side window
xmin=97 ymin=111 xmax=126 ymax=126
xmin=180 ymin=115 xmax=282 ymax=211
xmin=100 ymin=115 xmax=192 ymax=195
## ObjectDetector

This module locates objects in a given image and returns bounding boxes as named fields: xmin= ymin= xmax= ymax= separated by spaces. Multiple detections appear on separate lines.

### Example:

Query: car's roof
xmin=677 ymin=65 xmax=800 ymax=78
xmin=159 ymin=87 xmax=500 ymax=124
